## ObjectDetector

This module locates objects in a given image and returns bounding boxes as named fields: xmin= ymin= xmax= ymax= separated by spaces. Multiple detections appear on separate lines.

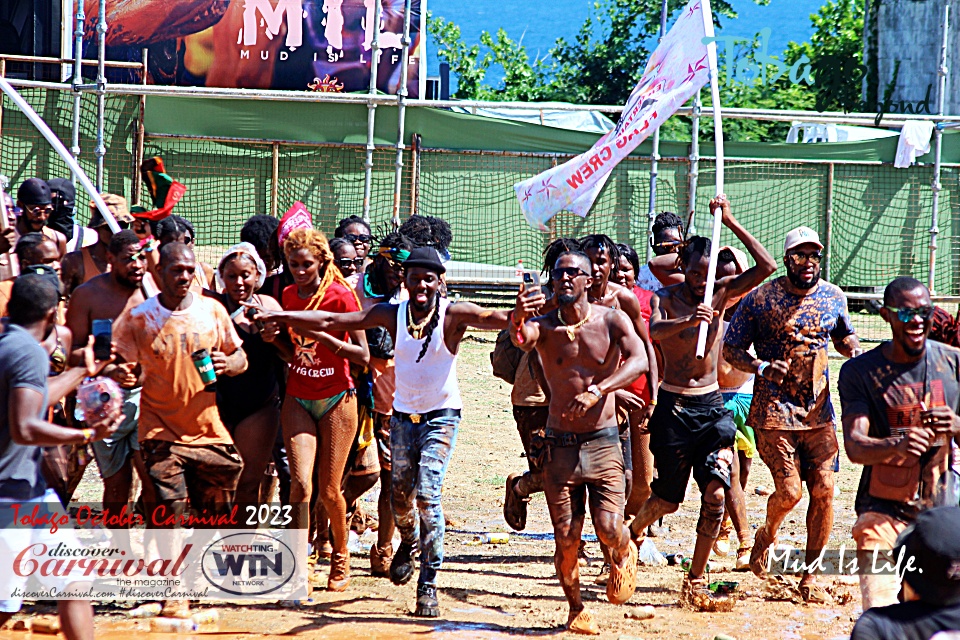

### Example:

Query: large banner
xmin=514 ymin=0 xmax=713 ymax=230
xmin=78 ymin=0 xmax=424 ymax=96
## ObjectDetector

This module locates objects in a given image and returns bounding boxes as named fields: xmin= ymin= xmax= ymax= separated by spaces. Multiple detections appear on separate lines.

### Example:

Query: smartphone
xmin=522 ymin=270 xmax=540 ymax=294
xmin=245 ymin=305 xmax=265 ymax=331
xmin=92 ymin=319 xmax=113 ymax=361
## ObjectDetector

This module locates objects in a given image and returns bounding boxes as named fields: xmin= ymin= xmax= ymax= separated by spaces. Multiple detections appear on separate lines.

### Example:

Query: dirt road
xmin=1 ymin=333 xmax=864 ymax=640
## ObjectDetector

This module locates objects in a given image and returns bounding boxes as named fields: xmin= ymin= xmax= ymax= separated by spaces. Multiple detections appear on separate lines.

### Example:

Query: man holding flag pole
xmin=513 ymin=0 xmax=764 ymax=622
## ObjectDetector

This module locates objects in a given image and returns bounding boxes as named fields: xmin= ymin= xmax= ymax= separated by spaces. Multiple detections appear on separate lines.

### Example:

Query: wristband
xmin=649 ymin=399 xmax=657 ymax=406
xmin=81 ymin=427 xmax=95 ymax=444
xmin=587 ymin=384 xmax=603 ymax=400
xmin=757 ymin=361 xmax=770 ymax=377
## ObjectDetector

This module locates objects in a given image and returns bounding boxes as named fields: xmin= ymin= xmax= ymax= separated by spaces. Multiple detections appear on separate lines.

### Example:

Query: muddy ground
xmin=2 ymin=332 xmax=867 ymax=640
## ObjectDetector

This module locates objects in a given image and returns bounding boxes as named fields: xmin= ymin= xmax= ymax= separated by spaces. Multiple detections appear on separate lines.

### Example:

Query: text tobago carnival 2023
xmin=4 ymin=502 xmax=246 ymax=533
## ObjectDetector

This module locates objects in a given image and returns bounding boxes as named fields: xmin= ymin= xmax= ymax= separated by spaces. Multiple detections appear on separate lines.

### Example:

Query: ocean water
xmin=426 ymin=0 xmax=825 ymax=88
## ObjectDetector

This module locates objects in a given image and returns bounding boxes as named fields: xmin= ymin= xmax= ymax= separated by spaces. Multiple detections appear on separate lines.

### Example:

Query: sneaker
xmin=735 ymin=546 xmax=752 ymax=571
xmin=370 ymin=543 xmax=394 ymax=577
xmin=390 ymin=541 xmax=417 ymax=586
xmin=414 ymin=583 xmax=440 ymax=618
xmin=594 ymin=563 xmax=610 ymax=586
xmin=713 ymin=518 xmax=732 ymax=557
xmin=327 ymin=551 xmax=350 ymax=592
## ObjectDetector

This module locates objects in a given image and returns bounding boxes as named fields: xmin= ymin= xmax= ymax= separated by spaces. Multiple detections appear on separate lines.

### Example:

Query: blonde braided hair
xmin=284 ymin=228 xmax=361 ymax=311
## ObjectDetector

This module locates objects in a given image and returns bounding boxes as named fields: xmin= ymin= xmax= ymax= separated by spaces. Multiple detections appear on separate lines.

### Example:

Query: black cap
xmin=17 ymin=178 xmax=52 ymax=206
xmin=47 ymin=178 xmax=76 ymax=204
xmin=19 ymin=264 xmax=63 ymax=297
xmin=897 ymin=506 xmax=960 ymax=605
xmin=402 ymin=247 xmax=446 ymax=275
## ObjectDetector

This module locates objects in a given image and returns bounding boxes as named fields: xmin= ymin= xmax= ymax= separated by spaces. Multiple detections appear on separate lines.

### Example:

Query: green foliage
xmin=428 ymin=0 xmax=867 ymax=142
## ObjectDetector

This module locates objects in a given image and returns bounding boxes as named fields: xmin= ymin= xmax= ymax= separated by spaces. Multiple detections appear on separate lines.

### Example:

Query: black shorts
xmin=649 ymin=390 xmax=736 ymax=504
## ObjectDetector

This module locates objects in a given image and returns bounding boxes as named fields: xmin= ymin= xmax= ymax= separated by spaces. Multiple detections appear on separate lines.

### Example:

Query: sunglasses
xmin=337 ymin=257 xmax=364 ymax=269
xmin=25 ymin=203 xmax=53 ymax=215
xmin=786 ymin=251 xmax=823 ymax=265
xmin=345 ymin=233 xmax=373 ymax=244
xmin=551 ymin=266 xmax=590 ymax=280
xmin=884 ymin=305 xmax=935 ymax=323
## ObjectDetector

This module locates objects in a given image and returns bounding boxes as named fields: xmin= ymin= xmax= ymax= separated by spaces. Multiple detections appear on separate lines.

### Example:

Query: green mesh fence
xmin=2 ymin=87 xmax=959 ymax=297
xmin=0 ymin=88 xmax=137 ymax=208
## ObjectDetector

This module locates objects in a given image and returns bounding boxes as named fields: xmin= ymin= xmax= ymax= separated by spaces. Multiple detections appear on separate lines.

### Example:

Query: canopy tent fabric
xmin=143 ymin=96 xmax=960 ymax=164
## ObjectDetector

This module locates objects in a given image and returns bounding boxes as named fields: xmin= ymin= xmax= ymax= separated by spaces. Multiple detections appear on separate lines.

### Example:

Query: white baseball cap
xmin=783 ymin=226 xmax=823 ymax=254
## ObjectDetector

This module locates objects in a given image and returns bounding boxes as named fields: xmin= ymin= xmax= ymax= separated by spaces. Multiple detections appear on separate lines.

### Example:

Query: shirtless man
xmin=628 ymin=196 xmax=776 ymax=609
xmin=61 ymin=194 xmax=134 ymax=297
xmin=65 ymin=230 xmax=154 ymax=511
xmin=512 ymin=250 xmax=648 ymax=635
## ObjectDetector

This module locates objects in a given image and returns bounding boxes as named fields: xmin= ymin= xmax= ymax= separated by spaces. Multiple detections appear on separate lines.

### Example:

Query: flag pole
xmin=695 ymin=0 xmax=724 ymax=360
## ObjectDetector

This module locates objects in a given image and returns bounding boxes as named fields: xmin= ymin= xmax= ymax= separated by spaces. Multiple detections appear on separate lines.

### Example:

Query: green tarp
xmin=144 ymin=95 xmax=960 ymax=163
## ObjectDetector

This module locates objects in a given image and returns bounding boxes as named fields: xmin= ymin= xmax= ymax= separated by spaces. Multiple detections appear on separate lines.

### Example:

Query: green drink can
xmin=191 ymin=348 xmax=217 ymax=390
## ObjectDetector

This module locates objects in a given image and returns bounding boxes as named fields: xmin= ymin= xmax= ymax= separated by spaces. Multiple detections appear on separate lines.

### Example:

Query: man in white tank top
xmin=246 ymin=247 xmax=516 ymax=618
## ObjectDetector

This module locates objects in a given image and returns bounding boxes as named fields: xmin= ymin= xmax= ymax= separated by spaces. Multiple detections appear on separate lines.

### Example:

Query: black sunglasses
xmin=345 ymin=233 xmax=373 ymax=244
xmin=551 ymin=266 xmax=590 ymax=280
xmin=884 ymin=305 xmax=935 ymax=323
xmin=337 ymin=257 xmax=364 ymax=269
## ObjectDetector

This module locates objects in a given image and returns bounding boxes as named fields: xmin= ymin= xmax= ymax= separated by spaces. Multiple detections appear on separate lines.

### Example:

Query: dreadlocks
xmin=579 ymin=234 xmax=621 ymax=265
xmin=369 ymin=231 xmax=413 ymax=297
xmin=680 ymin=236 xmax=712 ymax=266
xmin=542 ymin=238 xmax=581 ymax=275
xmin=416 ymin=290 xmax=443 ymax=363
xmin=652 ymin=211 xmax=684 ymax=237
xmin=398 ymin=215 xmax=452 ymax=256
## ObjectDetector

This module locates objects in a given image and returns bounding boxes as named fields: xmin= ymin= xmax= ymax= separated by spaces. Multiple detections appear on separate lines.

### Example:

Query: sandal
xmin=606 ymin=539 xmax=638 ymax=605
xmin=748 ymin=526 xmax=775 ymax=578
xmin=503 ymin=473 xmax=529 ymax=531
xmin=566 ymin=608 xmax=600 ymax=635
xmin=799 ymin=582 xmax=834 ymax=605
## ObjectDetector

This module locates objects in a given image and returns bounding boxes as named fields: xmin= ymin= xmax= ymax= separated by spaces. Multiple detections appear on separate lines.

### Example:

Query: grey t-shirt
xmin=0 ymin=323 xmax=49 ymax=500
xmin=838 ymin=340 xmax=960 ymax=522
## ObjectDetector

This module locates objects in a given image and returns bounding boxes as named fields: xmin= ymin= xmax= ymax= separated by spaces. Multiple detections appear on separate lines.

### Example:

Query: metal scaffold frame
xmin=0 ymin=0 xmax=957 ymax=300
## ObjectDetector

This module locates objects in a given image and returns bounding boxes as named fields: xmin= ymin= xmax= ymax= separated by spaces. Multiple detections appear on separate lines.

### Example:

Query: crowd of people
xmin=0 ymin=172 xmax=959 ymax=640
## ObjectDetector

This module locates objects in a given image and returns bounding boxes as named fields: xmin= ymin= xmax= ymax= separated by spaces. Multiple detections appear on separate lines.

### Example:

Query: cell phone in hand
xmin=245 ymin=305 xmax=265 ymax=331
xmin=523 ymin=271 xmax=540 ymax=294
xmin=92 ymin=319 xmax=113 ymax=361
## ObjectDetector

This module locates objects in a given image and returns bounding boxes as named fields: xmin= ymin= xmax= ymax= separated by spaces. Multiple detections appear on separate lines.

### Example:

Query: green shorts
xmin=722 ymin=392 xmax=757 ymax=459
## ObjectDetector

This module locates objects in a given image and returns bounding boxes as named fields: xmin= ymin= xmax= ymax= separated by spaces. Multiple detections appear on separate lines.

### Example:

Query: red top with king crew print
xmin=282 ymin=281 xmax=360 ymax=400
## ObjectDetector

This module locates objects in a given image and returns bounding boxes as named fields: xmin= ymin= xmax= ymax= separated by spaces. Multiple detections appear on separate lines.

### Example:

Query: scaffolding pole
xmin=133 ymin=47 xmax=147 ymax=204
xmin=392 ymin=0 xmax=414 ymax=229
xmin=645 ymin=0 xmax=669 ymax=262
xmin=95 ymin=0 xmax=107 ymax=191
xmin=686 ymin=91 xmax=701 ymax=238
xmin=929 ymin=1 xmax=951 ymax=294
xmin=361 ymin=0 xmax=383 ymax=222
xmin=70 ymin=0 xmax=85 ymax=186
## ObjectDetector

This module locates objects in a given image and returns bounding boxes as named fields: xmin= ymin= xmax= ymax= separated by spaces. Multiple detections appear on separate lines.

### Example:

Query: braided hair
xmin=415 ymin=289 xmax=443 ymax=363
xmin=369 ymin=231 xmax=413 ymax=297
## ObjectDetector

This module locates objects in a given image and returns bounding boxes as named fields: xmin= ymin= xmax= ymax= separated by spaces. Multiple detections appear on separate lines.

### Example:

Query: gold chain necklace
xmin=407 ymin=303 xmax=436 ymax=340
xmin=558 ymin=306 xmax=591 ymax=341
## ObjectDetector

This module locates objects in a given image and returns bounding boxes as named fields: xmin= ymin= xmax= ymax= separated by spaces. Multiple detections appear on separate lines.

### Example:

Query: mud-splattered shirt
xmin=839 ymin=341 xmax=960 ymax=522
xmin=724 ymin=277 xmax=855 ymax=430
xmin=115 ymin=294 xmax=242 ymax=445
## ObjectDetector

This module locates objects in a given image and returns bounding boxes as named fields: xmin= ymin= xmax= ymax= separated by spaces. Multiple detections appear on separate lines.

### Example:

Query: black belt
xmin=393 ymin=408 xmax=461 ymax=425
xmin=544 ymin=426 xmax=619 ymax=448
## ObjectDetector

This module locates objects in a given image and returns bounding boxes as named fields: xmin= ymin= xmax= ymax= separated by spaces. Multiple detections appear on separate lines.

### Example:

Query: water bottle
xmin=150 ymin=618 xmax=199 ymax=633
xmin=126 ymin=602 xmax=162 ymax=618
xmin=475 ymin=533 xmax=510 ymax=544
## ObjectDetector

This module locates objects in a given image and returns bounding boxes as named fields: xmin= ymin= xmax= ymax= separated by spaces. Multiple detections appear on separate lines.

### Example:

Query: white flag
xmin=515 ymin=0 xmax=714 ymax=230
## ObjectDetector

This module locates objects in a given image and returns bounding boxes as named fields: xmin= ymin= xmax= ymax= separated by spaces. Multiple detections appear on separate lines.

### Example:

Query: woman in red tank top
xmin=280 ymin=228 xmax=369 ymax=592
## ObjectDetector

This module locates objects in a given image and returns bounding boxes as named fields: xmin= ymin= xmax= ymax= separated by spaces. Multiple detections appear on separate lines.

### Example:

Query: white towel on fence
xmin=895 ymin=121 xmax=935 ymax=168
